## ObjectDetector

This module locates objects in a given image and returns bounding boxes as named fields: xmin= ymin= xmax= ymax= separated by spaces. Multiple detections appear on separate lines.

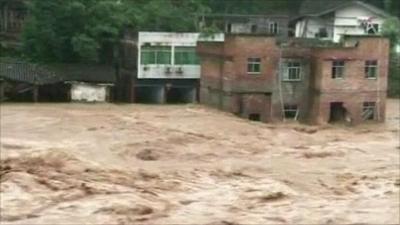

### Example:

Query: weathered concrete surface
xmin=70 ymin=83 xmax=110 ymax=102
xmin=0 ymin=99 xmax=399 ymax=224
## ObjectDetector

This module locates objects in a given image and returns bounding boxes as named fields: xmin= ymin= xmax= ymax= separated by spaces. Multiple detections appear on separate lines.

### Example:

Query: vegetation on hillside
xmin=3 ymin=0 xmax=399 ymax=95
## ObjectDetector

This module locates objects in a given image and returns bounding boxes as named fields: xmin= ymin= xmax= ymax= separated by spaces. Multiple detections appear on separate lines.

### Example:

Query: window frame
xmin=140 ymin=45 xmax=172 ymax=65
xmin=283 ymin=62 xmax=302 ymax=81
xmin=362 ymin=102 xmax=376 ymax=120
xmin=365 ymin=60 xmax=378 ymax=79
xmin=284 ymin=104 xmax=299 ymax=119
xmin=332 ymin=60 xmax=345 ymax=79
xmin=269 ymin=21 xmax=278 ymax=34
xmin=247 ymin=57 xmax=261 ymax=74
xmin=174 ymin=46 xmax=199 ymax=65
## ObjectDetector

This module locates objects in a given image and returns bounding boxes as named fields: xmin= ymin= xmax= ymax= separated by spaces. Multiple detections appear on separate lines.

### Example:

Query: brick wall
xmin=198 ymin=35 xmax=389 ymax=125
xmin=310 ymin=37 xmax=389 ymax=124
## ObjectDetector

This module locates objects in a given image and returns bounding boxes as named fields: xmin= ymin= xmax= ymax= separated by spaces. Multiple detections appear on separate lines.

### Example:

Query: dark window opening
xmin=284 ymin=104 xmax=298 ymax=119
xmin=227 ymin=23 xmax=232 ymax=33
xmin=134 ymin=86 xmax=163 ymax=104
xmin=166 ymin=87 xmax=195 ymax=104
xmin=249 ymin=113 xmax=261 ymax=121
xmin=329 ymin=102 xmax=346 ymax=123
xmin=251 ymin=24 xmax=257 ymax=33
xmin=332 ymin=60 xmax=345 ymax=79
xmin=316 ymin=28 xmax=328 ymax=38
xmin=366 ymin=24 xmax=379 ymax=34
xmin=269 ymin=22 xmax=278 ymax=34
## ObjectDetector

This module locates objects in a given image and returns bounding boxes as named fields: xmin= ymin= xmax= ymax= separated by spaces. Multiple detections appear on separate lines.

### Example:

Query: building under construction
xmin=197 ymin=34 xmax=389 ymax=125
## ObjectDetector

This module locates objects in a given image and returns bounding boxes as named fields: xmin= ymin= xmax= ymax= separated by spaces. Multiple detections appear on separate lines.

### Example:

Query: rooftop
xmin=0 ymin=58 xmax=116 ymax=85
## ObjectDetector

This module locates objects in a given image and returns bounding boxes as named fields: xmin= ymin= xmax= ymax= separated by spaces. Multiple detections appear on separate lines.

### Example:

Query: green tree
xmin=22 ymin=0 xmax=130 ymax=63
xmin=21 ymin=0 xmax=209 ymax=63
xmin=382 ymin=17 xmax=400 ymax=49
xmin=382 ymin=17 xmax=400 ymax=97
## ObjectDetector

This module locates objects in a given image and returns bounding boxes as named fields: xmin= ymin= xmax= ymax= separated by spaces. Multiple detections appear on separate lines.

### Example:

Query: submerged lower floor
xmin=116 ymin=78 xmax=199 ymax=104
xmin=200 ymin=86 xmax=386 ymax=125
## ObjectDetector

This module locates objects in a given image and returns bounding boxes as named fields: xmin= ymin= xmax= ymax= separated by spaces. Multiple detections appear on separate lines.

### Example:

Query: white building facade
xmin=120 ymin=32 xmax=224 ymax=103
xmin=294 ymin=1 xmax=389 ymax=42
xmin=137 ymin=32 xmax=224 ymax=79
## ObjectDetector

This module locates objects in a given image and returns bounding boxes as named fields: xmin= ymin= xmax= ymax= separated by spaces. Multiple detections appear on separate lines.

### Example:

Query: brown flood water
xmin=1 ymin=99 xmax=399 ymax=224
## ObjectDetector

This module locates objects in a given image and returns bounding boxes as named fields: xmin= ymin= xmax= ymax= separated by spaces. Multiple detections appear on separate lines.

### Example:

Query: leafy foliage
xmin=382 ymin=17 xmax=400 ymax=48
xmin=381 ymin=17 xmax=400 ymax=97
xmin=20 ymin=0 xmax=399 ymax=64
xmin=22 ymin=0 xmax=130 ymax=63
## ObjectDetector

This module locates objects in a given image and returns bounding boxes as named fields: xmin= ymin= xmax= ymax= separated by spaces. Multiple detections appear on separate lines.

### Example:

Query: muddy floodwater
xmin=1 ymin=100 xmax=399 ymax=224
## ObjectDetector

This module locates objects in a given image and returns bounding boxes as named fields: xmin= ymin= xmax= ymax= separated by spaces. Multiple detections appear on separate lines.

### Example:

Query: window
xmin=284 ymin=104 xmax=298 ymax=119
xmin=316 ymin=28 xmax=328 ymax=38
xmin=365 ymin=24 xmax=379 ymax=34
xmin=251 ymin=24 xmax=257 ymax=33
xmin=365 ymin=60 xmax=378 ymax=79
xmin=332 ymin=60 xmax=345 ymax=79
xmin=141 ymin=46 xmax=171 ymax=65
xmin=269 ymin=22 xmax=278 ymax=34
xmin=226 ymin=23 xmax=232 ymax=33
xmin=249 ymin=114 xmax=261 ymax=121
xmin=283 ymin=62 xmax=301 ymax=81
xmin=247 ymin=58 xmax=261 ymax=74
xmin=362 ymin=102 xmax=376 ymax=120
xmin=174 ymin=47 xmax=199 ymax=65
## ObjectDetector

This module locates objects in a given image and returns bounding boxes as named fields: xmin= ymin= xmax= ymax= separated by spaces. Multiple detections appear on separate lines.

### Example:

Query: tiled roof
xmin=0 ymin=60 xmax=63 ymax=85
xmin=46 ymin=64 xmax=116 ymax=84
xmin=0 ymin=59 xmax=116 ymax=85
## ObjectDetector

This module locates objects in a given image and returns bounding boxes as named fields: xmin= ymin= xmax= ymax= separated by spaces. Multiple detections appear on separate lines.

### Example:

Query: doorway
xmin=166 ymin=87 xmax=195 ymax=104
xmin=134 ymin=86 xmax=163 ymax=104
xmin=329 ymin=102 xmax=346 ymax=123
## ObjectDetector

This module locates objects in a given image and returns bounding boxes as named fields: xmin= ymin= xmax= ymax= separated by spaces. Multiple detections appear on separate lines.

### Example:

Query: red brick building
xmin=197 ymin=34 xmax=389 ymax=125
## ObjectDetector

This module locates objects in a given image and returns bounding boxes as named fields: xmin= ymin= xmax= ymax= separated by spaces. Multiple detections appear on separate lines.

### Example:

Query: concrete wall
xmin=226 ymin=17 xmax=289 ymax=37
xmin=272 ymin=56 xmax=312 ymax=122
xmin=70 ymin=83 xmax=110 ymax=102
xmin=295 ymin=17 xmax=334 ymax=39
